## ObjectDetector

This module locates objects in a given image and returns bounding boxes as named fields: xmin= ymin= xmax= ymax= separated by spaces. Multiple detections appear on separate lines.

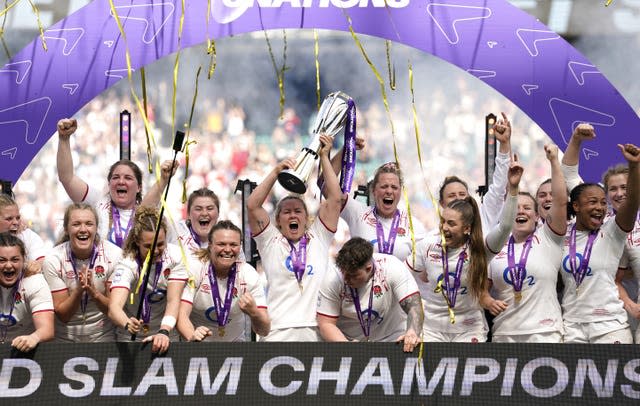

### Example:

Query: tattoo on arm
xmin=400 ymin=294 xmax=424 ymax=334
xmin=257 ymin=220 xmax=266 ymax=232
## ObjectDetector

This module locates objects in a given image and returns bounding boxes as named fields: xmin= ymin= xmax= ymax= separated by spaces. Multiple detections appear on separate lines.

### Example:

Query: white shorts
xmin=564 ymin=319 xmax=632 ymax=344
xmin=422 ymin=328 xmax=486 ymax=343
xmin=259 ymin=326 xmax=320 ymax=342
xmin=491 ymin=331 xmax=562 ymax=343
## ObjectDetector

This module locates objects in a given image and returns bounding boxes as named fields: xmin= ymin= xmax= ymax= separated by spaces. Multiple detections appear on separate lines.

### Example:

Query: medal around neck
xmin=277 ymin=91 xmax=351 ymax=194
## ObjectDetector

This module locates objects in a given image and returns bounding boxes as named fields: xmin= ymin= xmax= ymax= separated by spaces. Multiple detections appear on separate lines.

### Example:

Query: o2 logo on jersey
xmin=361 ymin=309 xmax=383 ymax=325
xmin=0 ymin=314 xmax=17 ymax=327
xmin=502 ymin=268 xmax=536 ymax=287
xmin=284 ymin=256 xmax=314 ymax=276
xmin=562 ymin=254 xmax=593 ymax=277
xmin=436 ymin=273 xmax=468 ymax=295
xmin=205 ymin=306 xmax=232 ymax=324
xmin=147 ymin=288 xmax=167 ymax=303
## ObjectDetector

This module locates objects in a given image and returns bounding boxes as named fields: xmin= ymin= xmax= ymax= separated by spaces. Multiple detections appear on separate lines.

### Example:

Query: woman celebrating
xmin=42 ymin=203 xmax=123 ymax=342
xmin=168 ymin=188 xmax=220 ymax=253
xmin=56 ymin=118 xmax=176 ymax=247
xmin=108 ymin=207 xmax=188 ymax=353
xmin=177 ymin=220 xmax=269 ymax=342
xmin=0 ymin=194 xmax=48 ymax=263
xmin=488 ymin=145 xmax=567 ymax=343
xmin=560 ymin=143 xmax=640 ymax=344
xmin=0 ymin=232 xmax=54 ymax=351
xmin=247 ymin=133 xmax=341 ymax=341
xmin=407 ymin=159 xmax=523 ymax=342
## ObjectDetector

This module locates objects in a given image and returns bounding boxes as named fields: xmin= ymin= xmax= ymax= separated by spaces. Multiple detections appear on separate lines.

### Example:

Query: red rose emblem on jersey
xmin=396 ymin=227 xmax=406 ymax=236
xmin=373 ymin=285 xmax=383 ymax=298
xmin=14 ymin=292 xmax=22 ymax=304
xmin=232 ymin=287 xmax=238 ymax=298
xmin=163 ymin=268 xmax=171 ymax=278
xmin=94 ymin=265 xmax=105 ymax=278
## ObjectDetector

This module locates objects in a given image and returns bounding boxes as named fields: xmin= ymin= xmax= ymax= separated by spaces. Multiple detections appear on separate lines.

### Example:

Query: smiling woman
xmin=42 ymin=203 xmax=123 ymax=342
xmin=0 ymin=232 xmax=54 ymax=351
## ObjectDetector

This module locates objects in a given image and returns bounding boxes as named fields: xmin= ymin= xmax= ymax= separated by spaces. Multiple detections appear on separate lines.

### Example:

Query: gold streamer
xmin=435 ymin=280 xmax=455 ymax=324
xmin=264 ymin=29 xmax=287 ymax=118
xmin=181 ymin=66 xmax=203 ymax=203
xmin=170 ymin=0 xmax=187 ymax=145
xmin=140 ymin=67 xmax=153 ymax=173
xmin=0 ymin=0 xmax=11 ymax=60
xmin=314 ymin=29 xmax=321 ymax=110
xmin=385 ymin=40 xmax=395 ymax=90
xmin=205 ymin=0 xmax=218 ymax=79
xmin=605 ymin=0 xmax=613 ymax=5
xmin=0 ymin=0 xmax=20 ymax=19
xmin=26 ymin=0 xmax=46 ymax=51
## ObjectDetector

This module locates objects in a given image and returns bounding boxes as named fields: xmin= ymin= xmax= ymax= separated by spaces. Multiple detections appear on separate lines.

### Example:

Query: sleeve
xmin=485 ymin=193 xmax=517 ymax=256
xmin=340 ymin=197 xmax=367 ymax=228
xmin=109 ymin=258 xmax=136 ymax=291
xmin=252 ymin=221 xmax=279 ymax=252
xmin=541 ymin=219 xmax=565 ymax=246
xmin=82 ymin=184 xmax=104 ymax=205
xmin=181 ymin=271 xmax=198 ymax=304
xmin=24 ymin=274 xmax=54 ymax=313
xmin=167 ymin=244 xmax=189 ymax=282
xmin=480 ymin=151 xmax=510 ymax=229
xmin=388 ymin=257 xmax=420 ymax=302
xmin=561 ymin=163 xmax=583 ymax=193
xmin=22 ymin=229 xmax=48 ymax=261
xmin=316 ymin=269 xmax=342 ymax=318
xmin=41 ymin=252 xmax=68 ymax=293
xmin=628 ymin=246 xmax=640 ymax=281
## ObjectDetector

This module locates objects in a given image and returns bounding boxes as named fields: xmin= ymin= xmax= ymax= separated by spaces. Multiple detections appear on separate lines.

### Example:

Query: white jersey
xmin=317 ymin=253 xmax=419 ymax=342
xmin=253 ymin=219 xmax=334 ymax=332
xmin=560 ymin=219 xmax=628 ymax=324
xmin=488 ymin=223 xmax=564 ymax=336
xmin=182 ymin=260 xmax=267 ymax=342
xmin=83 ymin=187 xmax=134 ymax=247
xmin=42 ymin=240 xmax=122 ymax=342
xmin=409 ymin=194 xmax=517 ymax=334
xmin=341 ymin=198 xmax=425 ymax=262
xmin=18 ymin=228 xmax=48 ymax=261
xmin=0 ymin=274 xmax=53 ymax=342
xmin=621 ymin=216 xmax=640 ymax=292
xmin=109 ymin=244 xmax=188 ymax=341
xmin=168 ymin=220 xmax=208 ymax=252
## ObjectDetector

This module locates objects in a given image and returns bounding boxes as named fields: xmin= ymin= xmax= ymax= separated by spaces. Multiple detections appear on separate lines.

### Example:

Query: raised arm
xmin=56 ymin=118 xmax=89 ymax=202
xmin=317 ymin=133 xmax=343 ymax=231
xmin=615 ymin=144 xmax=640 ymax=231
xmin=485 ymin=157 xmax=522 ymax=253
xmin=140 ymin=160 xmax=179 ymax=208
xmin=561 ymin=123 xmax=593 ymax=190
xmin=482 ymin=112 xmax=512 ymax=227
xmin=545 ymin=144 xmax=568 ymax=235
xmin=247 ymin=158 xmax=294 ymax=235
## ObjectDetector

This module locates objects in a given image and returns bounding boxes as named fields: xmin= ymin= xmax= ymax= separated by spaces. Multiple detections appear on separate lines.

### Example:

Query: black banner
xmin=1 ymin=343 xmax=640 ymax=405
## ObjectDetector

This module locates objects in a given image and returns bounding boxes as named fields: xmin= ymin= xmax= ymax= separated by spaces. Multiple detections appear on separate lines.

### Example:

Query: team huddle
xmin=0 ymin=113 xmax=638 ymax=354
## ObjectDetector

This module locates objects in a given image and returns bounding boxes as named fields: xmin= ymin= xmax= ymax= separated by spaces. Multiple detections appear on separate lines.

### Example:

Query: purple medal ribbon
xmin=188 ymin=222 xmax=203 ymax=248
xmin=441 ymin=244 xmax=467 ymax=308
xmin=288 ymin=236 xmax=308 ymax=285
xmin=111 ymin=204 xmax=135 ymax=248
xmin=507 ymin=235 xmax=533 ymax=293
xmin=138 ymin=259 xmax=164 ymax=325
xmin=68 ymin=243 xmax=99 ymax=319
xmin=348 ymin=261 xmax=375 ymax=340
xmin=569 ymin=224 xmax=598 ymax=288
xmin=373 ymin=208 xmax=401 ymax=255
xmin=207 ymin=263 xmax=237 ymax=327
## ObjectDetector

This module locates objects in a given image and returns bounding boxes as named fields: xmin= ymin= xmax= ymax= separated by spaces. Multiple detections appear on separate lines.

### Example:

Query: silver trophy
xmin=277 ymin=91 xmax=351 ymax=194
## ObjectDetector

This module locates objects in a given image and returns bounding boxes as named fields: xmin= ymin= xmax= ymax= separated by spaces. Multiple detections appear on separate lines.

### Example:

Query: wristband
xmin=161 ymin=315 xmax=177 ymax=328
xmin=124 ymin=322 xmax=129 ymax=331
xmin=158 ymin=329 xmax=170 ymax=337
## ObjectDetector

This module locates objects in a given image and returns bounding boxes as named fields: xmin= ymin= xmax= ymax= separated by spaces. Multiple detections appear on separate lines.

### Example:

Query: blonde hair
xmin=57 ymin=203 xmax=100 ymax=245
xmin=122 ymin=206 xmax=167 ymax=258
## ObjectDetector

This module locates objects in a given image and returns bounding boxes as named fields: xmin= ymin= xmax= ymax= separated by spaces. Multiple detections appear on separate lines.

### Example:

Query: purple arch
xmin=1 ymin=0 xmax=637 ymax=183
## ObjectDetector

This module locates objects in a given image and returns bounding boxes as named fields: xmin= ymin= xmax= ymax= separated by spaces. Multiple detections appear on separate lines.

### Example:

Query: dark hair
xmin=0 ymin=194 xmax=17 ymax=211
xmin=371 ymin=162 xmax=404 ymax=190
xmin=122 ymin=206 xmax=167 ymax=258
xmin=518 ymin=192 xmax=538 ymax=214
xmin=57 ymin=203 xmax=100 ymax=245
xmin=601 ymin=164 xmax=628 ymax=192
xmin=197 ymin=220 xmax=243 ymax=262
xmin=535 ymin=178 xmax=552 ymax=197
xmin=567 ymin=183 xmax=605 ymax=219
xmin=439 ymin=176 xmax=469 ymax=204
xmin=187 ymin=188 xmax=220 ymax=212
xmin=446 ymin=197 xmax=486 ymax=300
xmin=0 ymin=231 xmax=26 ymax=258
xmin=107 ymin=159 xmax=143 ymax=204
xmin=335 ymin=237 xmax=374 ymax=275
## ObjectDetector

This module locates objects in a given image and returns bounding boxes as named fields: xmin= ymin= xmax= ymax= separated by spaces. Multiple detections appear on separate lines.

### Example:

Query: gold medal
xmin=218 ymin=327 xmax=225 ymax=337
xmin=143 ymin=324 xmax=149 ymax=335
xmin=514 ymin=291 xmax=522 ymax=303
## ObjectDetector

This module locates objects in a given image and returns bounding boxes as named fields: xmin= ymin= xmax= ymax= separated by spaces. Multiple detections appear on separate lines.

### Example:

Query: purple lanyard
xmin=137 ymin=259 xmax=164 ymax=324
xmin=348 ymin=261 xmax=375 ymax=340
xmin=0 ymin=274 xmax=23 ymax=342
xmin=507 ymin=235 xmax=533 ymax=293
xmin=111 ymin=204 xmax=135 ymax=247
xmin=68 ymin=244 xmax=99 ymax=318
xmin=441 ymin=244 xmax=467 ymax=308
xmin=207 ymin=262 xmax=237 ymax=327
xmin=569 ymin=224 xmax=598 ymax=288
xmin=188 ymin=222 xmax=203 ymax=248
xmin=373 ymin=208 xmax=401 ymax=255
xmin=288 ymin=236 xmax=308 ymax=284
